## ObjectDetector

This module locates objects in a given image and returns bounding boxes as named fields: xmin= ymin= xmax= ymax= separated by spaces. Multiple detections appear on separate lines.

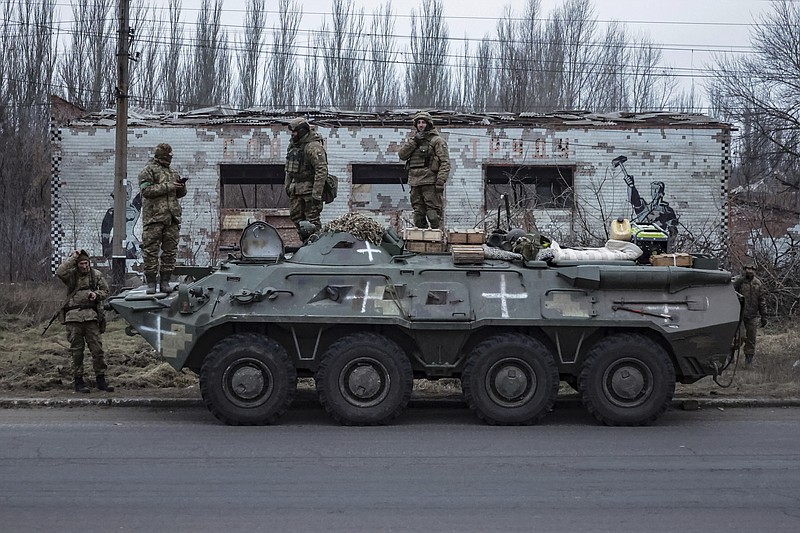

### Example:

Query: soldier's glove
xmin=413 ymin=132 xmax=425 ymax=145
xmin=623 ymin=175 xmax=634 ymax=187
xmin=760 ymin=317 xmax=768 ymax=327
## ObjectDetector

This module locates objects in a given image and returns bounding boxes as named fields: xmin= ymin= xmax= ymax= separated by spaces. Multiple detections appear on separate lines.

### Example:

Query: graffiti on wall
xmin=100 ymin=181 xmax=143 ymax=262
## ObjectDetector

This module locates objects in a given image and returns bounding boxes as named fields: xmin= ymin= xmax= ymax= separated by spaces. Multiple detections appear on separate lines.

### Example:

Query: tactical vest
xmin=407 ymin=140 xmax=432 ymax=169
xmin=286 ymin=143 xmax=314 ymax=182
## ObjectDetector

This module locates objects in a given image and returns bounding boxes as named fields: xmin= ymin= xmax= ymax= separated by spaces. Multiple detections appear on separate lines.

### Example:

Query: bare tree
xmin=304 ymin=33 xmax=324 ymax=108
xmin=405 ymin=0 xmax=450 ymax=108
xmin=0 ymin=0 xmax=57 ymax=281
xmin=185 ymin=0 xmax=231 ymax=109
xmin=161 ymin=0 xmax=186 ymax=112
xmin=319 ymin=0 xmax=365 ymax=109
xmin=552 ymin=0 xmax=596 ymax=110
xmin=627 ymin=35 xmax=676 ymax=111
xmin=58 ymin=0 xmax=116 ymax=111
xmin=365 ymin=1 xmax=399 ymax=111
xmin=129 ymin=0 xmax=163 ymax=110
xmin=235 ymin=0 xmax=266 ymax=109
xmin=266 ymin=0 xmax=301 ymax=109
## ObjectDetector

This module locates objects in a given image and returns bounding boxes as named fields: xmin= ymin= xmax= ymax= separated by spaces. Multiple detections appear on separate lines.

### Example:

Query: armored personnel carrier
xmin=108 ymin=221 xmax=741 ymax=427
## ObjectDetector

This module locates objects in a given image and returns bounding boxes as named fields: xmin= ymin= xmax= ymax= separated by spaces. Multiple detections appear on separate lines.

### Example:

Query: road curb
xmin=2 ymin=395 xmax=800 ymax=410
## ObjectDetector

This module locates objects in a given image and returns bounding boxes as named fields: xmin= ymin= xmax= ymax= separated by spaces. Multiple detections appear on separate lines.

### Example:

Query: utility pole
xmin=112 ymin=0 xmax=130 ymax=292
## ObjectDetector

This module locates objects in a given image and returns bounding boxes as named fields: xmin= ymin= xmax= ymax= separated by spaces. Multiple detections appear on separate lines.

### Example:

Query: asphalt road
xmin=1 ymin=403 xmax=799 ymax=533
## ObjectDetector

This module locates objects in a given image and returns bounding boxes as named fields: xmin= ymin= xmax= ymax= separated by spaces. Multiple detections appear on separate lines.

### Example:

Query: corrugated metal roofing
xmin=65 ymin=107 xmax=733 ymax=130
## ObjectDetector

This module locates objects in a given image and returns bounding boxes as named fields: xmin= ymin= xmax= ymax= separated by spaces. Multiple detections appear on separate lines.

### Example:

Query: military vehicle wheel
xmin=200 ymin=333 xmax=297 ymax=425
xmin=315 ymin=333 xmax=413 ymax=426
xmin=461 ymin=334 xmax=559 ymax=425
xmin=578 ymin=334 xmax=675 ymax=426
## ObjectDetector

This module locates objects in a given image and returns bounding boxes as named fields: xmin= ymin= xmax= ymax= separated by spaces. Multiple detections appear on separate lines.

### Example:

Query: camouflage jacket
xmin=733 ymin=275 xmax=767 ymax=319
xmin=56 ymin=256 xmax=109 ymax=323
xmin=285 ymin=131 xmax=328 ymax=199
xmin=398 ymin=130 xmax=450 ymax=187
xmin=138 ymin=158 xmax=187 ymax=225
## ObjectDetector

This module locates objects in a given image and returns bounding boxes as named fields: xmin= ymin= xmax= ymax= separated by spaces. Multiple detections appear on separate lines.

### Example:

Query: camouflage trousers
xmin=142 ymin=219 xmax=180 ymax=276
xmin=741 ymin=317 xmax=758 ymax=362
xmin=66 ymin=321 xmax=107 ymax=378
xmin=410 ymin=185 xmax=443 ymax=228
xmin=290 ymin=194 xmax=323 ymax=233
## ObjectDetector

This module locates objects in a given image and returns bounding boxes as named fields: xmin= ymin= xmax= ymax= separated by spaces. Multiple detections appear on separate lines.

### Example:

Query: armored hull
xmin=109 ymin=222 xmax=741 ymax=426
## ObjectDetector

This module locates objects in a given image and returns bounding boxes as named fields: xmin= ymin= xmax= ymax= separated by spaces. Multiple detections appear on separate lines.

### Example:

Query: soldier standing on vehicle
xmin=284 ymin=118 xmax=328 ymax=241
xmin=398 ymin=111 xmax=450 ymax=229
xmin=734 ymin=259 xmax=768 ymax=366
xmin=56 ymin=250 xmax=113 ymax=393
xmin=138 ymin=143 xmax=187 ymax=294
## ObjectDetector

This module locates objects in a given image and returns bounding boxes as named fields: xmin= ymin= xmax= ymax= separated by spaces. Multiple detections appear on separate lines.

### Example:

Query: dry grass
xmin=1 ymin=282 xmax=798 ymax=397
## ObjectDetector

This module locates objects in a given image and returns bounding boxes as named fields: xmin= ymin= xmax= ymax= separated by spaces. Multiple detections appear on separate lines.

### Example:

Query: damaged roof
xmin=64 ymin=107 xmax=734 ymax=130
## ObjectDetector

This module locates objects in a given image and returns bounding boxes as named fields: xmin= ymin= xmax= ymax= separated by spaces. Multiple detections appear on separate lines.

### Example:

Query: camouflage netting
xmin=321 ymin=213 xmax=386 ymax=245
xmin=482 ymin=245 xmax=523 ymax=261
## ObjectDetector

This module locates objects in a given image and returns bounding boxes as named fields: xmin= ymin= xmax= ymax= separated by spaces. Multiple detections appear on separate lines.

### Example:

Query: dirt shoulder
xmin=1 ymin=313 xmax=799 ymax=400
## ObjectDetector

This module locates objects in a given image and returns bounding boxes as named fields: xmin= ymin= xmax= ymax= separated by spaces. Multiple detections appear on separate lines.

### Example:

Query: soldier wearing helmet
xmin=284 ymin=117 xmax=328 ymax=240
xmin=138 ymin=143 xmax=187 ymax=294
xmin=398 ymin=111 xmax=451 ymax=229
xmin=56 ymin=250 xmax=114 ymax=393
xmin=733 ymin=258 xmax=768 ymax=366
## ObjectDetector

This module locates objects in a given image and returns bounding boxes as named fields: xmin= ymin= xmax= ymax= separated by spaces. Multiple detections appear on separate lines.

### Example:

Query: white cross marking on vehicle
xmin=357 ymin=241 xmax=382 ymax=261
xmin=482 ymin=275 xmax=528 ymax=318
xmin=344 ymin=280 xmax=384 ymax=313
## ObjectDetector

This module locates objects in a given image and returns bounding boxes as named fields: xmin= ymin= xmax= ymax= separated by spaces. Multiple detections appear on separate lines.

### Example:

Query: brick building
xmin=50 ymin=108 xmax=733 ymax=272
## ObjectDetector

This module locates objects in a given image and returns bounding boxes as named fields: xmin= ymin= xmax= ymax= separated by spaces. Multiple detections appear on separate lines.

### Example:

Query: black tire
xmin=200 ymin=333 xmax=296 ymax=425
xmin=461 ymin=333 xmax=559 ymax=425
xmin=578 ymin=333 xmax=675 ymax=426
xmin=315 ymin=332 xmax=413 ymax=426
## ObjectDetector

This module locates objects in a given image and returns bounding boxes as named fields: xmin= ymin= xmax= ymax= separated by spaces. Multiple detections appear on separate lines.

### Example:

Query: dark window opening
xmin=485 ymin=165 xmax=574 ymax=210
xmin=352 ymin=164 xmax=407 ymax=185
xmin=220 ymin=164 xmax=287 ymax=209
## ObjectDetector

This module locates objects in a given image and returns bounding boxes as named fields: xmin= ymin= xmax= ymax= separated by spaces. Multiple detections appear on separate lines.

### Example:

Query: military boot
xmin=145 ymin=273 xmax=157 ymax=294
xmin=74 ymin=376 xmax=90 ymax=393
xmin=96 ymin=374 xmax=115 ymax=392
xmin=159 ymin=271 xmax=174 ymax=293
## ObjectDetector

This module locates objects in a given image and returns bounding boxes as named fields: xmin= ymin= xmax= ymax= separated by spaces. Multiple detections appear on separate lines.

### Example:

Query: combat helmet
xmin=412 ymin=111 xmax=434 ymax=131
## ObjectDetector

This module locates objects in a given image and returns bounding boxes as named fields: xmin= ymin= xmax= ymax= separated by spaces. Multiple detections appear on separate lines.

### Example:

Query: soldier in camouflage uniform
xmin=285 ymin=118 xmax=328 ymax=240
xmin=734 ymin=259 xmax=768 ymax=366
xmin=138 ymin=143 xmax=187 ymax=294
xmin=398 ymin=111 xmax=451 ymax=229
xmin=56 ymin=250 xmax=113 ymax=393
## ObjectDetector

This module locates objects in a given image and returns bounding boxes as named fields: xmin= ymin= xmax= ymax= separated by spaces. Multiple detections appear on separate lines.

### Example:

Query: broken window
xmin=220 ymin=164 xmax=288 ymax=209
xmin=351 ymin=164 xmax=410 ymax=211
xmin=485 ymin=165 xmax=574 ymax=210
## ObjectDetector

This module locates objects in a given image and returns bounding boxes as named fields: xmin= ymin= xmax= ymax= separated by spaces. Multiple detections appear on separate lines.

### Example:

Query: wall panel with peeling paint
xmin=50 ymin=112 xmax=731 ymax=274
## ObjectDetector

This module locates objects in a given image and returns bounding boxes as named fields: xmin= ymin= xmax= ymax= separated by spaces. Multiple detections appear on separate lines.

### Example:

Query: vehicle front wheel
xmin=200 ymin=333 xmax=296 ymax=425
xmin=578 ymin=334 xmax=675 ymax=426
xmin=315 ymin=332 xmax=413 ymax=426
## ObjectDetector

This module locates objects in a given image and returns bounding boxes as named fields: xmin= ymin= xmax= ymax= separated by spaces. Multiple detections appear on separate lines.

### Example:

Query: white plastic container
xmin=610 ymin=218 xmax=632 ymax=241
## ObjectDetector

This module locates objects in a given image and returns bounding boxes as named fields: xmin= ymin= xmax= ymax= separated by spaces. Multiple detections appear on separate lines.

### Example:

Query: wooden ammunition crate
xmin=447 ymin=228 xmax=485 ymax=245
xmin=650 ymin=253 xmax=693 ymax=267
xmin=402 ymin=228 xmax=443 ymax=242
xmin=406 ymin=241 xmax=447 ymax=253
xmin=451 ymin=245 xmax=485 ymax=264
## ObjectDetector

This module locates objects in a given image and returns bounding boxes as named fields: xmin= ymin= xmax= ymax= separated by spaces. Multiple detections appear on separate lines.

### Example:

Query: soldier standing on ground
xmin=734 ymin=259 xmax=768 ymax=366
xmin=56 ymin=250 xmax=113 ymax=393
xmin=138 ymin=143 xmax=187 ymax=294
xmin=398 ymin=111 xmax=450 ymax=229
xmin=285 ymin=118 xmax=328 ymax=240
